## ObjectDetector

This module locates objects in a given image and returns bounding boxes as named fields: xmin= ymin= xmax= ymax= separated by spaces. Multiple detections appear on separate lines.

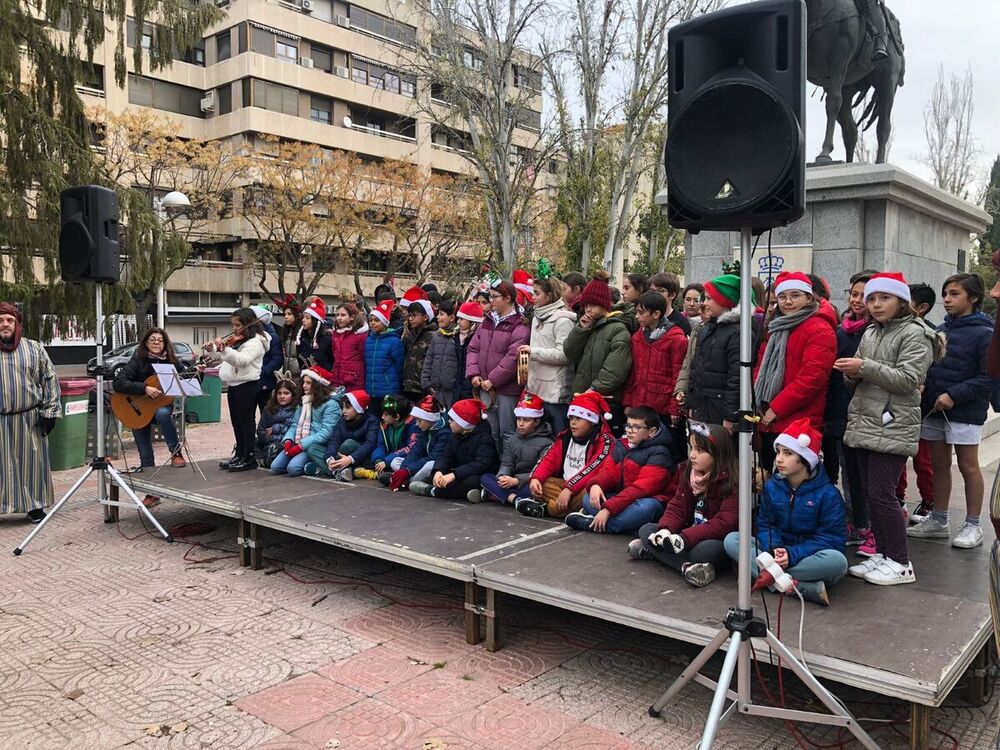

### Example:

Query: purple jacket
xmin=465 ymin=312 xmax=530 ymax=396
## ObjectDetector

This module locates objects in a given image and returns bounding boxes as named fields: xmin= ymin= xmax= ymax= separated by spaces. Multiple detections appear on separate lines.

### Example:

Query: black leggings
xmin=434 ymin=475 xmax=482 ymax=499
xmin=636 ymin=523 xmax=731 ymax=573
xmin=228 ymin=381 xmax=260 ymax=460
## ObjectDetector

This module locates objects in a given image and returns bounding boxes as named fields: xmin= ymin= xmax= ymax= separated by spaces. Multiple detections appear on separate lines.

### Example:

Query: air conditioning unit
xmin=300 ymin=0 xmax=313 ymax=12
xmin=300 ymin=56 xmax=314 ymax=68
xmin=200 ymin=92 xmax=215 ymax=112
xmin=334 ymin=65 xmax=350 ymax=78
xmin=335 ymin=14 xmax=350 ymax=27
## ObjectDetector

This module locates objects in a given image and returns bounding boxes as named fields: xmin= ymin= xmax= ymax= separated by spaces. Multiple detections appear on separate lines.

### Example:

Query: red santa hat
xmin=567 ymin=391 xmax=612 ymax=425
xmin=514 ymin=391 xmax=545 ymax=419
xmin=512 ymin=269 xmax=534 ymax=295
xmin=864 ymin=272 xmax=910 ymax=303
xmin=773 ymin=417 xmax=823 ymax=470
xmin=302 ymin=366 xmax=334 ymax=386
xmin=370 ymin=300 xmax=395 ymax=328
xmin=410 ymin=394 xmax=442 ymax=422
xmin=773 ymin=271 xmax=813 ymax=297
xmin=457 ymin=300 xmax=484 ymax=323
xmin=343 ymin=389 xmax=371 ymax=414
xmin=448 ymin=398 xmax=488 ymax=430
xmin=304 ymin=297 xmax=326 ymax=322
xmin=400 ymin=285 xmax=429 ymax=309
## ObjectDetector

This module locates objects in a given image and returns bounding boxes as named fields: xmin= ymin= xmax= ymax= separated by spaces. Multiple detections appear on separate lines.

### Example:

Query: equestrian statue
xmin=806 ymin=0 xmax=905 ymax=164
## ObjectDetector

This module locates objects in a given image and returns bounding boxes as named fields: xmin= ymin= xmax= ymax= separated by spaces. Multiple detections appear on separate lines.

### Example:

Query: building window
xmin=192 ymin=327 xmax=217 ymax=347
xmin=78 ymin=62 xmax=104 ymax=91
xmin=401 ymin=76 xmax=416 ymax=98
xmin=218 ymin=84 xmax=233 ymax=114
xmin=128 ymin=74 xmax=205 ymax=118
xmin=252 ymin=79 xmax=299 ymax=116
xmin=352 ymin=65 xmax=367 ymax=85
xmin=311 ymin=45 xmax=332 ymax=73
xmin=216 ymin=31 xmax=231 ymax=61
xmin=384 ymin=72 xmax=400 ymax=95
xmin=310 ymin=95 xmax=332 ymax=123
xmin=349 ymin=6 xmax=417 ymax=47
xmin=275 ymin=39 xmax=298 ymax=63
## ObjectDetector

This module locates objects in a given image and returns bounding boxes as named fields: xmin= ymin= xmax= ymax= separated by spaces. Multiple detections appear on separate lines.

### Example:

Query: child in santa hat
xmin=297 ymin=297 xmax=333 ymax=371
xmin=271 ymin=367 xmax=343 ymax=477
xmin=365 ymin=300 xmax=405 ymax=417
xmin=452 ymin=301 xmax=483 ymax=402
xmin=723 ymin=418 xmax=848 ymax=605
xmin=517 ymin=391 xmax=615 ymax=518
xmin=313 ymin=389 xmax=380 ymax=481
xmin=409 ymin=399 xmax=499 ymax=499
xmin=478 ymin=392 xmax=553 ymax=505
xmin=356 ymin=395 xmax=419 ymax=482
xmin=384 ymin=395 xmax=449 ymax=491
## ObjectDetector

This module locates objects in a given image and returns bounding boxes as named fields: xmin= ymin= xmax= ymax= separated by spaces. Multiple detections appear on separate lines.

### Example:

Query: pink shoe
xmin=856 ymin=532 xmax=877 ymax=558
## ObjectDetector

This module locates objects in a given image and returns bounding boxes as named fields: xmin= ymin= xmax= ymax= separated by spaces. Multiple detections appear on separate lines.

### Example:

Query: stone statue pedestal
xmin=678 ymin=163 xmax=992 ymax=311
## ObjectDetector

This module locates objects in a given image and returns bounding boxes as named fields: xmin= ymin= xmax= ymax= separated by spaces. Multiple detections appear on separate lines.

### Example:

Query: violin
xmin=202 ymin=329 xmax=246 ymax=353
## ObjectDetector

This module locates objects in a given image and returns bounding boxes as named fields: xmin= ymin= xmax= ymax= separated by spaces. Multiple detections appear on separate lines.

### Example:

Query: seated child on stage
xmin=314 ymin=389 xmax=379 ymax=480
xmin=566 ymin=406 xmax=675 ymax=535
xmin=384 ymin=395 xmax=449 ymax=491
xmin=410 ymin=399 xmax=500 ymax=499
xmin=516 ymin=391 xmax=615 ymax=519
xmin=270 ymin=367 xmax=341 ymax=477
xmin=255 ymin=379 xmax=299 ymax=468
xmin=630 ymin=422 xmax=737 ymax=587
xmin=724 ymin=418 xmax=848 ymax=606
xmin=357 ymin=395 xmax=417 ymax=481
xmin=479 ymin=392 xmax=552 ymax=504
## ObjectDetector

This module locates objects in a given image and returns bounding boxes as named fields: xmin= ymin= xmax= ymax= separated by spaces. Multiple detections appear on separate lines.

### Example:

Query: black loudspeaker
xmin=59 ymin=185 xmax=120 ymax=283
xmin=665 ymin=0 xmax=805 ymax=233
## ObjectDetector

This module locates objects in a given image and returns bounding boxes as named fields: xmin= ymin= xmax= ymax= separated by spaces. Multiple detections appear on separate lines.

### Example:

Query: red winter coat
xmin=331 ymin=324 xmax=368 ymax=391
xmin=585 ymin=426 xmax=675 ymax=515
xmin=753 ymin=301 xmax=837 ymax=434
xmin=623 ymin=320 xmax=688 ymax=416
xmin=656 ymin=465 xmax=738 ymax=549
xmin=530 ymin=422 xmax=614 ymax=494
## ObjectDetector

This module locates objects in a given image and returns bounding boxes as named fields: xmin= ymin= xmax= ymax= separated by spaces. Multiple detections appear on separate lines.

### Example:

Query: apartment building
xmin=67 ymin=0 xmax=547 ymax=348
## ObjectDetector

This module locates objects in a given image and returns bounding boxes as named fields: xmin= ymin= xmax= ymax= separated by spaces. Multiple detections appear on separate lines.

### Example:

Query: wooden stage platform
xmin=124 ymin=461 xmax=996 ymax=749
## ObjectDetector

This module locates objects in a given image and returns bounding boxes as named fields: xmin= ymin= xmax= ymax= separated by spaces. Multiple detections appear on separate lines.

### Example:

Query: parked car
xmin=86 ymin=341 xmax=197 ymax=379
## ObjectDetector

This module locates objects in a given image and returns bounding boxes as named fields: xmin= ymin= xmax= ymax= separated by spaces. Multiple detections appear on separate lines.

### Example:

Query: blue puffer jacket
xmin=823 ymin=318 xmax=868 ymax=438
xmin=756 ymin=466 xmax=846 ymax=568
xmin=260 ymin=322 xmax=284 ymax=389
xmin=373 ymin=417 xmax=422 ymax=465
xmin=400 ymin=415 xmax=450 ymax=473
xmin=922 ymin=312 xmax=999 ymax=426
xmin=324 ymin=411 xmax=380 ymax=464
xmin=364 ymin=327 xmax=405 ymax=398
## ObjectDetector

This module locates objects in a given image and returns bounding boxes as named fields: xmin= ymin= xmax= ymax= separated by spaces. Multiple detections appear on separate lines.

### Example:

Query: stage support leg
xmin=104 ymin=484 xmax=119 ymax=524
xmin=464 ymin=582 xmax=482 ymax=645
xmin=484 ymin=588 xmax=499 ymax=653
xmin=966 ymin=641 xmax=990 ymax=705
xmin=238 ymin=519 xmax=251 ymax=568
xmin=909 ymin=703 xmax=930 ymax=750
xmin=250 ymin=523 xmax=262 ymax=570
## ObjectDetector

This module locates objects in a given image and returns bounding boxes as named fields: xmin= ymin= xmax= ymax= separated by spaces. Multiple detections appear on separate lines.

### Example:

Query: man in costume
xmin=0 ymin=303 xmax=61 ymax=523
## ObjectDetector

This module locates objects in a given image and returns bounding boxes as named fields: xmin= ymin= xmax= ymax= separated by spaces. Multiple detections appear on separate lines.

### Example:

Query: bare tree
xmin=923 ymin=64 xmax=979 ymax=200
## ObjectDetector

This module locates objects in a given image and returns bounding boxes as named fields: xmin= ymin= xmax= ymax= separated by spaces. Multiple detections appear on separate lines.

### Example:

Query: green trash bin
xmin=185 ymin=368 xmax=222 ymax=423
xmin=49 ymin=377 xmax=96 ymax=471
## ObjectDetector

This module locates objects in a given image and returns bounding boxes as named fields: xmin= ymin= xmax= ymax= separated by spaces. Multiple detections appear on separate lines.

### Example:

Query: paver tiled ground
xmin=1 ymin=403 xmax=998 ymax=748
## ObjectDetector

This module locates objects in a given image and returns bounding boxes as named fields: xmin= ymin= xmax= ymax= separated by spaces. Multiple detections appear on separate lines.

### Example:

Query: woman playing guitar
xmin=112 ymin=328 xmax=186 ymax=489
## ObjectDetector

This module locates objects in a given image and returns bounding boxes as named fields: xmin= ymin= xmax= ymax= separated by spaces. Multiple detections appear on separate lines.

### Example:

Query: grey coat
xmin=498 ymin=421 xmax=553 ymax=483
xmin=844 ymin=314 xmax=945 ymax=457
xmin=421 ymin=326 xmax=460 ymax=395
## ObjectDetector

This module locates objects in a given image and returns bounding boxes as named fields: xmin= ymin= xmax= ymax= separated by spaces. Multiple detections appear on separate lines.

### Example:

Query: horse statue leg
xmin=837 ymin=87 xmax=860 ymax=163
xmin=813 ymin=23 xmax=854 ymax=163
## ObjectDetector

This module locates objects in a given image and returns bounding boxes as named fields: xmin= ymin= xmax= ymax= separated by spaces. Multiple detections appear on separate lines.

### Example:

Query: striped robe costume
xmin=0 ymin=339 xmax=61 ymax=514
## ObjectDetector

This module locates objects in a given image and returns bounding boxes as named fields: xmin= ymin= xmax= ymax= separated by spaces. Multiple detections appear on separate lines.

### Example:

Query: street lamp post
xmin=153 ymin=191 xmax=191 ymax=330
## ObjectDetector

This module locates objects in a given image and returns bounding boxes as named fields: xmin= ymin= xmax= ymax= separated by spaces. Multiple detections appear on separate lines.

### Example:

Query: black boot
xmin=26 ymin=508 xmax=46 ymax=524
xmin=219 ymin=445 xmax=237 ymax=470
xmin=871 ymin=34 xmax=888 ymax=62
xmin=228 ymin=456 xmax=258 ymax=472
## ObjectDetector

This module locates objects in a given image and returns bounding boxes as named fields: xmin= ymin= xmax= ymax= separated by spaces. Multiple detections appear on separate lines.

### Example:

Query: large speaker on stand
xmin=59 ymin=185 xmax=120 ymax=283
xmin=664 ymin=0 xmax=806 ymax=233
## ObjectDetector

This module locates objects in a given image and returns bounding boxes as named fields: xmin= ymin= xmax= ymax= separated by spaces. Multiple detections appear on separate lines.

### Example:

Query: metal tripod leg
xmin=106 ymin=464 xmax=173 ymax=541
xmin=651 ymin=627 xmax=731 ymax=715
xmin=699 ymin=631 xmax=743 ymax=749
xmin=13 ymin=463 xmax=95 ymax=555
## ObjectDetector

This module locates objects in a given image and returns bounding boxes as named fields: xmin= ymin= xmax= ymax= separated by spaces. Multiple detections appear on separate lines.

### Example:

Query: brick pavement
xmin=1 ymin=403 xmax=998 ymax=748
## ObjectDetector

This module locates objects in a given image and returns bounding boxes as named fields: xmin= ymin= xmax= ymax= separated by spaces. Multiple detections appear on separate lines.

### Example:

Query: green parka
xmin=563 ymin=311 xmax=633 ymax=402
xmin=843 ymin=314 xmax=946 ymax=457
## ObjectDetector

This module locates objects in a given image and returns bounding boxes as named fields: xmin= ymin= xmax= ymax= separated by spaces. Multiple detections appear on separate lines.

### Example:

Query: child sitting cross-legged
xmin=270 ymin=367 xmax=342 ymax=477
xmin=356 ymin=395 xmax=417 ymax=481
xmin=630 ymin=422 xmax=738 ymax=587
xmin=565 ymin=406 xmax=675 ymax=534
xmin=254 ymin=378 xmax=299 ymax=469
xmin=312 ymin=389 xmax=380 ymax=480
xmin=478 ymin=392 xmax=553 ymax=505
xmin=724 ymin=418 xmax=848 ymax=606
xmin=383 ymin=395 xmax=449 ymax=492
xmin=516 ymin=391 xmax=615 ymax=518
xmin=410 ymin=399 xmax=500 ymax=500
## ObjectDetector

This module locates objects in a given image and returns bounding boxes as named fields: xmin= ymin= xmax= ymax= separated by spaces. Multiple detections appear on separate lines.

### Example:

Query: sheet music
xmin=152 ymin=364 xmax=204 ymax=397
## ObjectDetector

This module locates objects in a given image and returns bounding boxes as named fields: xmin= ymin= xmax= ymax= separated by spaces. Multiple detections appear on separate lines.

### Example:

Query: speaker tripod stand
xmin=646 ymin=228 xmax=878 ymax=749
xmin=13 ymin=286 xmax=173 ymax=556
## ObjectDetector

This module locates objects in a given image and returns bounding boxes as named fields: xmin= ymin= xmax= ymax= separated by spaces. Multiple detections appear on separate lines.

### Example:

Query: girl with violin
xmin=113 ymin=328 xmax=185 ymax=480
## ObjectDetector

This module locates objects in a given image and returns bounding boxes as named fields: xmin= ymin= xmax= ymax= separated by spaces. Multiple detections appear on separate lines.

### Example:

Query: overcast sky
xmin=803 ymin=0 xmax=1000 ymax=192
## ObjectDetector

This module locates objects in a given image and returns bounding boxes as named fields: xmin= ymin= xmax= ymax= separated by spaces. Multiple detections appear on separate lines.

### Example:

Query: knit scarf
xmin=753 ymin=303 xmax=818 ymax=406
xmin=533 ymin=298 xmax=566 ymax=325
xmin=841 ymin=314 xmax=867 ymax=335
xmin=689 ymin=467 xmax=710 ymax=497
xmin=294 ymin=394 xmax=313 ymax=444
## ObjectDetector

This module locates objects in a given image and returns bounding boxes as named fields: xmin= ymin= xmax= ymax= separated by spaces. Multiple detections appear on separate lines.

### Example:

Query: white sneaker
xmin=906 ymin=515 xmax=950 ymax=539
xmin=952 ymin=522 xmax=983 ymax=549
xmin=863 ymin=557 xmax=916 ymax=586
xmin=848 ymin=554 xmax=884 ymax=578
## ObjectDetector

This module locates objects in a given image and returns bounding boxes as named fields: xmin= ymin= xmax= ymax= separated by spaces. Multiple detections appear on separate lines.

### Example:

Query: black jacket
xmin=453 ymin=332 xmax=475 ymax=400
xmin=922 ymin=312 xmax=999 ymax=425
xmin=260 ymin=322 xmax=284 ymax=389
xmin=299 ymin=325 xmax=333 ymax=371
xmin=113 ymin=353 xmax=175 ymax=396
xmin=434 ymin=420 xmax=499 ymax=481
xmin=686 ymin=307 xmax=759 ymax=426
xmin=824 ymin=319 xmax=867 ymax=438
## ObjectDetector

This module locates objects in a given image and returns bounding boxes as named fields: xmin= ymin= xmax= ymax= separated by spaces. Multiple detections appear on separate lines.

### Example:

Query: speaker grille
xmin=666 ymin=80 xmax=797 ymax=218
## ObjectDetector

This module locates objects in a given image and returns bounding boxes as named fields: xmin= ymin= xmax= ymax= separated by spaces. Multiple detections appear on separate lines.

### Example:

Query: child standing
xmin=566 ymin=406 xmax=675 ymax=535
xmin=724 ymin=419 xmax=848 ymax=605
xmin=403 ymin=296 xmax=437 ymax=404
xmin=631 ymin=422 xmax=738 ymax=588
xmin=479 ymin=392 xmax=552 ymax=505
xmin=330 ymin=302 xmax=368 ymax=391
xmin=318 ymin=389 xmax=379 ymax=480
xmin=270 ymin=367 xmax=341 ymax=477
xmin=410 ymin=399 xmax=500 ymax=500
xmin=385 ymin=395 xmax=449 ymax=491
xmin=909 ymin=274 xmax=999 ymax=550
xmin=357 ymin=395 xmax=417 ymax=481
xmin=517 ymin=391 xmax=615 ymax=518
xmin=837 ymin=273 xmax=945 ymax=585
xmin=254 ymin=380 xmax=299 ymax=468
xmin=421 ymin=301 xmax=460 ymax=409
xmin=365 ymin=300 xmax=405 ymax=417
xmin=453 ymin=301 xmax=483 ymax=402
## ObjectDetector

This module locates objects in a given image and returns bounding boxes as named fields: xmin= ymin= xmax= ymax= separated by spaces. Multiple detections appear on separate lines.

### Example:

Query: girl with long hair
xmin=217 ymin=307 xmax=270 ymax=471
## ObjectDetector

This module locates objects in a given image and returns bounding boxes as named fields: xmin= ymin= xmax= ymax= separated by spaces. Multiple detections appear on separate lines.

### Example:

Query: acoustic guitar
xmin=111 ymin=375 xmax=175 ymax=429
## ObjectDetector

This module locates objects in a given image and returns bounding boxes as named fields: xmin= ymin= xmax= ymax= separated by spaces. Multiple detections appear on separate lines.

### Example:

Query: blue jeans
xmin=724 ymin=532 xmax=848 ymax=586
xmin=270 ymin=449 xmax=311 ymax=476
xmin=582 ymin=493 xmax=663 ymax=534
xmin=481 ymin=473 xmax=532 ymax=504
xmin=133 ymin=406 xmax=179 ymax=468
